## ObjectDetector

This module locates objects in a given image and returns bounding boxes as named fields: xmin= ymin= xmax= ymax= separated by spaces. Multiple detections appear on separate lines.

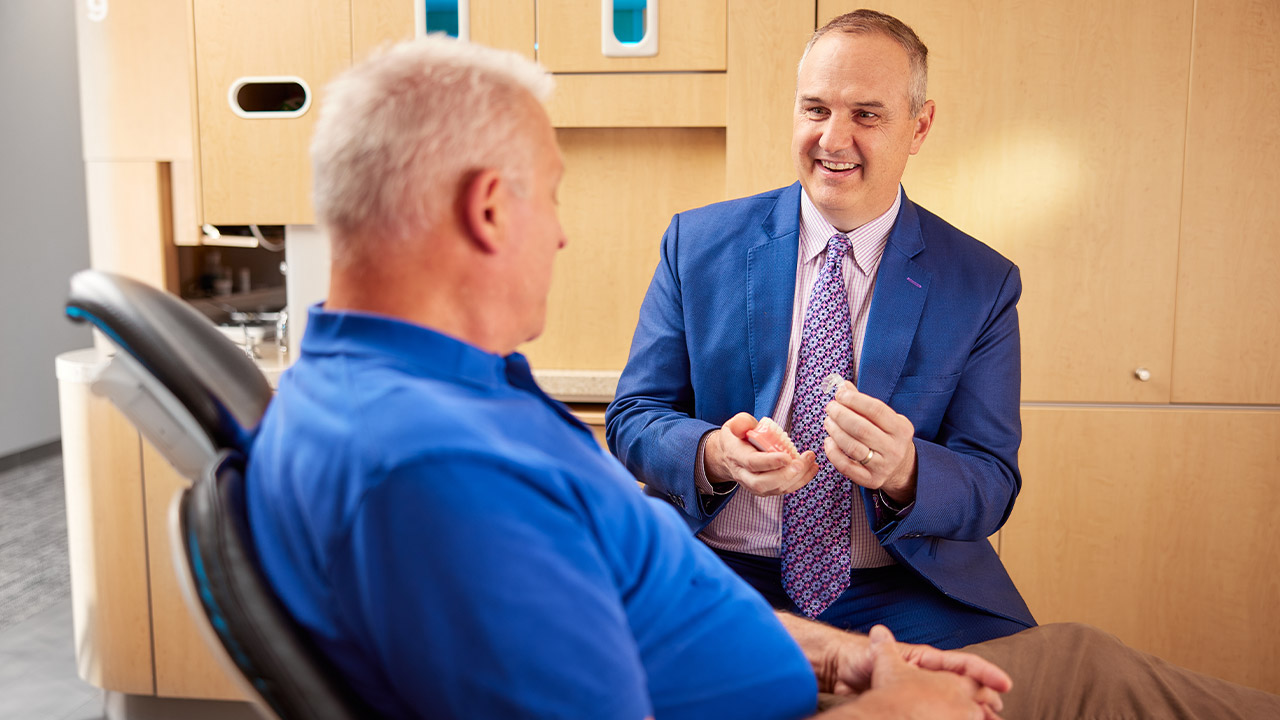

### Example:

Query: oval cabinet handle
xmin=1134 ymin=367 xmax=1152 ymax=382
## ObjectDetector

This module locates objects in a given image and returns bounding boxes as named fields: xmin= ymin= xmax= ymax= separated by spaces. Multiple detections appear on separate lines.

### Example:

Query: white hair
xmin=310 ymin=35 xmax=554 ymax=265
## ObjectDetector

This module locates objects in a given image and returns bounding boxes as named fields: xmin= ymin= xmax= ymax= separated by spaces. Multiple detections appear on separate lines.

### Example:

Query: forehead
xmin=798 ymin=31 xmax=912 ymax=106
xmin=518 ymin=96 xmax=563 ymax=169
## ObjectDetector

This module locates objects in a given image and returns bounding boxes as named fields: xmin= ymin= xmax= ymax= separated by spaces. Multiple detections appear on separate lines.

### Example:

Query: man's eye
xmin=857 ymin=111 xmax=878 ymax=120
xmin=806 ymin=107 xmax=829 ymax=117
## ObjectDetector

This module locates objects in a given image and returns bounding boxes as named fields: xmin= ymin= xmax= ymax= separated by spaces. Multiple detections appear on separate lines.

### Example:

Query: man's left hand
xmin=822 ymin=381 xmax=917 ymax=505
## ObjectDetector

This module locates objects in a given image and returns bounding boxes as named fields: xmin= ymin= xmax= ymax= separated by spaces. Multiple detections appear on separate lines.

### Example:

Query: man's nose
xmin=818 ymin=116 xmax=854 ymax=153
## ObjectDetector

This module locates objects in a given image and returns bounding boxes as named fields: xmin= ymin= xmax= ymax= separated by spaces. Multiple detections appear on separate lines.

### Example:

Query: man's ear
xmin=909 ymin=100 xmax=935 ymax=155
xmin=460 ymin=168 xmax=506 ymax=253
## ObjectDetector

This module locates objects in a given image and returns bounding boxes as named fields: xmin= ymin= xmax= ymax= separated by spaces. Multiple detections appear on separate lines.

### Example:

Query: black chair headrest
xmin=65 ymin=270 xmax=273 ymax=452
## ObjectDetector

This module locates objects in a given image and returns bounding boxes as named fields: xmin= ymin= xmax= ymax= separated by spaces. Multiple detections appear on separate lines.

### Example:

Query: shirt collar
xmin=798 ymin=186 xmax=902 ymax=276
xmin=300 ymin=304 xmax=514 ymax=390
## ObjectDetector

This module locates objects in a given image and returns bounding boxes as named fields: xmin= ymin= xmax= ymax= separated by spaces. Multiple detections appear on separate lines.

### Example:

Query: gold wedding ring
xmin=858 ymin=448 xmax=875 ymax=465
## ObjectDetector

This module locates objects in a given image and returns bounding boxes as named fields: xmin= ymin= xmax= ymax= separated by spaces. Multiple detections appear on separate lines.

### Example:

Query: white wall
xmin=0 ymin=0 xmax=92 ymax=456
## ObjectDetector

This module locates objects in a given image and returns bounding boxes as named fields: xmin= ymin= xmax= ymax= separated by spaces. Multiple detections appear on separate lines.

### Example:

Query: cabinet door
xmin=58 ymin=379 xmax=154 ymax=695
xmin=726 ymin=1 xmax=816 ymax=198
xmin=352 ymin=0 xmax=416 ymax=62
xmin=472 ymin=0 xmax=536 ymax=59
xmin=819 ymin=0 xmax=1194 ymax=403
xmin=142 ymin=443 xmax=244 ymax=700
xmin=73 ymin=0 xmax=195 ymax=162
xmin=537 ymin=0 xmax=726 ymax=72
xmin=193 ymin=0 xmax=352 ymax=224
xmin=518 ymin=128 xmax=726 ymax=371
xmin=1004 ymin=407 xmax=1280 ymax=694
xmin=1173 ymin=0 xmax=1280 ymax=404
xmin=85 ymin=162 xmax=179 ymax=292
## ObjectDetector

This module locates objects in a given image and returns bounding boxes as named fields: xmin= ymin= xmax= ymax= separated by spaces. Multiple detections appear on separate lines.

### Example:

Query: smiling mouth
xmin=818 ymin=159 xmax=861 ymax=173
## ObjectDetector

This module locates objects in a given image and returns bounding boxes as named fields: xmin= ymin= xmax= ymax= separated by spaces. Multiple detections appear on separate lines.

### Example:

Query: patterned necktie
xmin=782 ymin=233 xmax=855 ymax=617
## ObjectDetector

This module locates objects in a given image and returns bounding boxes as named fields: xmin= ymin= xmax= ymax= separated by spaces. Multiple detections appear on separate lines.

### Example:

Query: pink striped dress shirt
xmin=696 ymin=188 xmax=902 ymax=567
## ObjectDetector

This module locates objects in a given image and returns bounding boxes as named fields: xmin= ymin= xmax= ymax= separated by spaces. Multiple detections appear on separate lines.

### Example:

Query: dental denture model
xmin=746 ymin=417 xmax=800 ymax=458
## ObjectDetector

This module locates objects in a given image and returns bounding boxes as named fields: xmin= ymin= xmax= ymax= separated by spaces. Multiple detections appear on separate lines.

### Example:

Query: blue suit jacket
xmin=606 ymin=183 xmax=1035 ymax=627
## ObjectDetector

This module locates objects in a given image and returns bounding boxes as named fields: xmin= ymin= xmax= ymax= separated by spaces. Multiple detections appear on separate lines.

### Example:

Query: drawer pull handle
xmin=602 ymin=0 xmax=658 ymax=58
xmin=227 ymin=77 xmax=311 ymax=119
xmin=417 ymin=0 xmax=470 ymax=41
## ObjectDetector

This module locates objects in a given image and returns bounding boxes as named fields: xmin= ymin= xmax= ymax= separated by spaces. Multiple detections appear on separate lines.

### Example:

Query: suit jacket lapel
xmin=858 ymin=194 xmax=930 ymax=404
xmin=746 ymin=183 xmax=802 ymax=417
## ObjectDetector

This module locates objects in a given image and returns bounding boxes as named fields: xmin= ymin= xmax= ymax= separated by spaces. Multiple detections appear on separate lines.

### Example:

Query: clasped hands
xmin=706 ymin=381 xmax=918 ymax=504
xmin=776 ymin=615 xmax=1011 ymax=720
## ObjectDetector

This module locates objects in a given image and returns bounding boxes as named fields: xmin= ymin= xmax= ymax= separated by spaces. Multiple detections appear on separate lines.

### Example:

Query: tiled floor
xmin=0 ymin=598 xmax=104 ymax=720
xmin=0 ymin=598 xmax=260 ymax=720
xmin=0 ymin=447 xmax=258 ymax=720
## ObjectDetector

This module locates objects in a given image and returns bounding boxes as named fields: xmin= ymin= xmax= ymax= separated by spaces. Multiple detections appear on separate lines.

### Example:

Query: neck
xmin=325 ymin=241 xmax=517 ymax=356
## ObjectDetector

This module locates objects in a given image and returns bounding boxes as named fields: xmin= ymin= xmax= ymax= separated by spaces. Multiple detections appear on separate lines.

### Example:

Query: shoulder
xmin=677 ymin=184 xmax=793 ymax=223
xmin=659 ymin=184 xmax=799 ymax=256
xmin=908 ymin=199 xmax=1017 ymax=279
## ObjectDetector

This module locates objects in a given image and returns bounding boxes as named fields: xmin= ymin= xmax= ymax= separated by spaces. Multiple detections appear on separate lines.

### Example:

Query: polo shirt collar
xmin=300 ymin=304 xmax=511 ymax=390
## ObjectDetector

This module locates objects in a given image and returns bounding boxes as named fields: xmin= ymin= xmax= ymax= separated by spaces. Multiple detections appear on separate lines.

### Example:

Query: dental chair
xmin=65 ymin=270 xmax=375 ymax=720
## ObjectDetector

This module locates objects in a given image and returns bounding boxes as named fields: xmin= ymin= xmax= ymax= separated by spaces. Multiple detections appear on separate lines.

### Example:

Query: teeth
xmin=820 ymin=160 xmax=860 ymax=171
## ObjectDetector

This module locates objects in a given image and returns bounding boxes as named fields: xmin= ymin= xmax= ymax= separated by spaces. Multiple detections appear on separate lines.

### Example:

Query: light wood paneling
xmin=1005 ymin=407 xmax=1280 ymax=693
xmin=142 ymin=442 xmax=244 ymax=700
xmin=519 ymin=128 xmax=726 ymax=370
xmin=170 ymin=160 xmax=202 ymax=247
xmin=548 ymin=73 xmax=725 ymax=128
xmin=73 ymin=0 xmax=195 ymax=162
xmin=819 ymin=1 xmax=1193 ymax=403
xmin=471 ymin=0 xmax=536 ymax=59
xmin=352 ymin=0 xmax=415 ymax=62
xmin=85 ymin=162 xmax=177 ymax=292
xmin=725 ymin=0 xmax=815 ymax=198
xmin=193 ymin=0 xmax=352 ymax=224
xmin=537 ymin=0 xmax=726 ymax=72
xmin=568 ymin=403 xmax=609 ymax=448
xmin=58 ymin=380 xmax=154 ymax=694
xmin=1174 ymin=0 xmax=1280 ymax=404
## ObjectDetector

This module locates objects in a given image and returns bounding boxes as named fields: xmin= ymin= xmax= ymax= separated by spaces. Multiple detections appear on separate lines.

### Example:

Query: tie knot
xmin=827 ymin=233 xmax=851 ymax=260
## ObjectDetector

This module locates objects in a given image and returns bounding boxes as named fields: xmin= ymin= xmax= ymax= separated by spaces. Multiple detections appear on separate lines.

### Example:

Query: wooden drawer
xmin=537 ymin=0 xmax=726 ymax=72
xmin=193 ymin=0 xmax=352 ymax=224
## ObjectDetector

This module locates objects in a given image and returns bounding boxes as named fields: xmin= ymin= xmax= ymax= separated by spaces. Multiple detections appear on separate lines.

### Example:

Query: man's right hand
xmin=705 ymin=412 xmax=818 ymax=496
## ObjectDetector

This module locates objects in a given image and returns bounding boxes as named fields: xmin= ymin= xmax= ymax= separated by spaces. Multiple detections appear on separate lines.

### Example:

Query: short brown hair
xmin=801 ymin=9 xmax=929 ymax=114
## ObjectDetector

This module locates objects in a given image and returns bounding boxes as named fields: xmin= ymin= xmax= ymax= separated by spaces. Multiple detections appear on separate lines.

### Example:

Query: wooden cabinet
xmin=521 ymin=128 xmax=728 ymax=371
xmin=74 ymin=0 xmax=198 ymax=285
xmin=522 ymin=1 xmax=816 ymax=372
xmin=192 ymin=0 xmax=352 ymax=225
xmin=536 ymin=0 xmax=727 ymax=72
xmin=57 ymin=353 xmax=245 ymax=701
xmin=58 ymin=366 xmax=154 ymax=695
xmin=820 ymin=0 xmax=1193 ymax=404
xmin=1006 ymin=408 xmax=1280 ymax=693
xmin=1173 ymin=0 xmax=1280 ymax=404
xmin=73 ymin=0 xmax=196 ymax=163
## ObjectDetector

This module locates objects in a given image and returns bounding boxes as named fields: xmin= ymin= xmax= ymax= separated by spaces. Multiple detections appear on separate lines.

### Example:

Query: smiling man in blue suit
xmin=607 ymin=9 xmax=1034 ymax=649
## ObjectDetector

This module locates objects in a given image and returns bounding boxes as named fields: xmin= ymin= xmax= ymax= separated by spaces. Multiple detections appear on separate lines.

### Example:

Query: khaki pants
xmin=963 ymin=623 xmax=1279 ymax=719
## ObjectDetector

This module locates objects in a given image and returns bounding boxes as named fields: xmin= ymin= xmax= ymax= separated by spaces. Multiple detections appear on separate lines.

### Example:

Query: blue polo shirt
xmin=247 ymin=307 xmax=817 ymax=719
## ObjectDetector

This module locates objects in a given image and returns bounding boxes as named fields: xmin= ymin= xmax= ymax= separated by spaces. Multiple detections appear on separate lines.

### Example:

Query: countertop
xmin=58 ymin=347 xmax=619 ymax=404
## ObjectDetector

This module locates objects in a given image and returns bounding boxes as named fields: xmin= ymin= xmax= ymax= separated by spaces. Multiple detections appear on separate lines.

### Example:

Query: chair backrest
xmin=64 ymin=270 xmax=376 ymax=719
xmin=175 ymin=450 xmax=378 ymax=720
xmin=65 ymin=269 xmax=273 ymax=478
